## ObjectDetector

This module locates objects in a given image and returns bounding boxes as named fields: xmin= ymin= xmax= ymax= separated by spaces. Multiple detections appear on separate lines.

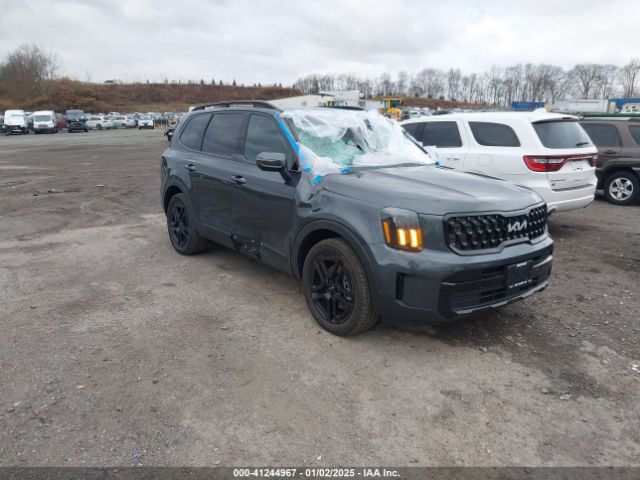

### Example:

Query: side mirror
xmin=256 ymin=152 xmax=286 ymax=170
xmin=256 ymin=152 xmax=291 ymax=181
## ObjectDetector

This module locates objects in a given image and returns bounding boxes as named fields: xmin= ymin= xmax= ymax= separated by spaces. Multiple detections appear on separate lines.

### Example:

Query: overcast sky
xmin=1 ymin=0 xmax=638 ymax=85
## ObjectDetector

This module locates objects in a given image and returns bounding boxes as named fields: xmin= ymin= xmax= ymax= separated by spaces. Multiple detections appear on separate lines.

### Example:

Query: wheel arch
xmin=163 ymin=183 xmax=184 ymax=213
xmin=292 ymin=220 xmax=379 ymax=294
xmin=603 ymin=166 xmax=640 ymax=183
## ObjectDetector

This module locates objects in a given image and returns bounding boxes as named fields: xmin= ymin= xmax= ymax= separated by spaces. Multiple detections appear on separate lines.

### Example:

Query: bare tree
xmin=447 ymin=68 xmax=462 ymax=101
xmin=620 ymin=59 xmax=640 ymax=97
xmin=569 ymin=64 xmax=602 ymax=99
xmin=0 ymin=44 xmax=61 ymax=101
xmin=414 ymin=68 xmax=445 ymax=99
xmin=594 ymin=64 xmax=619 ymax=98
xmin=396 ymin=71 xmax=408 ymax=97
xmin=377 ymin=72 xmax=393 ymax=96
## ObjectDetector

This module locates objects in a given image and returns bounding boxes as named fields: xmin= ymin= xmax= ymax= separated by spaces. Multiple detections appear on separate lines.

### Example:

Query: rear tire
xmin=604 ymin=171 xmax=639 ymax=205
xmin=166 ymin=193 xmax=208 ymax=255
xmin=302 ymin=238 xmax=379 ymax=336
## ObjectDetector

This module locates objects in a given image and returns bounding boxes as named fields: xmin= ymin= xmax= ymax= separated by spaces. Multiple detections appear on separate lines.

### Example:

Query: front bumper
xmin=5 ymin=124 xmax=26 ymax=133
xmin=367 ymin=236 xmax=553 ymax=325
xmin=34 ymin=126 xmax=56 ymax=133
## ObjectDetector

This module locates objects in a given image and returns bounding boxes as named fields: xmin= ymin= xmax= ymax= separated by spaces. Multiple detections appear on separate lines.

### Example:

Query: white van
xmin=401 ymin=111 xmax=598 ymax=213
xmin=33 ymin=110 xmax=58 ymax=134
xmin=3 ymin=109 xmax=28 ymax=135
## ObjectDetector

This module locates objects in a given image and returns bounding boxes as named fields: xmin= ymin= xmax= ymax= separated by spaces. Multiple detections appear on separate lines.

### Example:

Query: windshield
xmin=34 ymin=115 xmax=51 ymax=121
xmin=533 ymin=120 xmax=593 ymax=149
xmin=138 ymin=115 xmax=149 ymax=120
xmin=282 ymin=109 xmax=432 ymax=176
xmin=67 ymin=111 xmax=83 ymax=120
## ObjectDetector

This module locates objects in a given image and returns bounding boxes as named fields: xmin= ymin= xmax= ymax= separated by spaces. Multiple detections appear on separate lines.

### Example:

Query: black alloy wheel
xmin=166 ymin=193 xmax=207 ymax=255
xmin=302 ymin=238 xmax=379 ymax=335
xmin=310 ymin=254 xmax=355 ymax=324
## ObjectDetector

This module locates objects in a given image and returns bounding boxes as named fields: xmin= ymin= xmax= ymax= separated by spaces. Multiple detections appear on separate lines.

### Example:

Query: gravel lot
xmin=0 ymin=129 xmax=638 ymax=466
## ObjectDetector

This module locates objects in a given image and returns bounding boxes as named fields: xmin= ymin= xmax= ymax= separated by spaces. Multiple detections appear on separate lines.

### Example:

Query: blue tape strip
xmin=278 ymin=116 xmax=318 ymax=179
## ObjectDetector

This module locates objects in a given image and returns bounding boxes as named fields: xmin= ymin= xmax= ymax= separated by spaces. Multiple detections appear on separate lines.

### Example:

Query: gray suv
xmin=160 ymin=101 xmax=553 ymax=335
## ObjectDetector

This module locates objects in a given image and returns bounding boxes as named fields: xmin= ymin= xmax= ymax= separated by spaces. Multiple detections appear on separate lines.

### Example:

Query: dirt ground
xmin=0 ymin=129 xmax=638 ymax=467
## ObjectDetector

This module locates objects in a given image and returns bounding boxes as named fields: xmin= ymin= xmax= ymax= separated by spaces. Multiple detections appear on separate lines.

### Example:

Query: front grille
xmin=444 ymin=205 xmax=547 ymax=252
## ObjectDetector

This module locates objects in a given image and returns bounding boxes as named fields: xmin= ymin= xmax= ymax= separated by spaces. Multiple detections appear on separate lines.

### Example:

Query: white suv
xmin=401 ymin=111 xmax=598 ymax=212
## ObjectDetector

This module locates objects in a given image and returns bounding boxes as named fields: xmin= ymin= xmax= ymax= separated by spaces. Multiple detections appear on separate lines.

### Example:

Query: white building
xmin=271 ymin=90 xmax=383 ymax=111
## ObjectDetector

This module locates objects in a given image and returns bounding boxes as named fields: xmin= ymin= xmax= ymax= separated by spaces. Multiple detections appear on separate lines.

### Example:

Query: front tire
xmin=604 ymin=171 xmax=639 ymax=205
xmin=166 ymin=193 xmax=208 ymax=255
xmin=302 ymin=238 xmax=379 ymax=336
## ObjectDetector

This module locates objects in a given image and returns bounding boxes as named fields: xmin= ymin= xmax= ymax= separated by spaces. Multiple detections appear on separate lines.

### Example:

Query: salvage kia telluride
xmin=161 ymin=101 xmax=553 ymax=335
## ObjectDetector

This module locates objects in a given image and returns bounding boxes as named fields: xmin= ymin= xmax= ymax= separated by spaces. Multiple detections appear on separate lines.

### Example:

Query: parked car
xmin=137 ymin=114 xmax=154 ymax=129
xmin=122 ymin=115 xmax=137 ymax=128
xmin=110 ymin=115 xmax=126 ymax=128
xmin=108 ymin=115 xmax=136 ymax=128
xmin=3 ymin=109 xmax=29 ymax=135
xmin=160 ymin=101 xmax=553 ymax=335
xmin=55 ymin=113 xmax=67 ymax=130
xmin=25 ymin=112 xmax=34 ymax=132
xmin=32 ymin=110 xmax=58 ymax=134
xmin=579 ymin=118 xmax=640 ymax=205
xmin=401 ymin=111 xmax=598 ymax=213
xmin=66 ymin=110 xmax=88 ymax=133
xmin=86 ymin=115 xmax=114 ymax=130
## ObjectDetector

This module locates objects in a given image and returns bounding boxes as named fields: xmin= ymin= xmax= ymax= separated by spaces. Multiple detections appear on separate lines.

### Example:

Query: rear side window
xmin=244 ymin=114 xmax=290 ymax=162
xmin=179 ymin=114 xmax=211 ymax=151
xmin=202 ymin=113 xmax=245 ymax=156
xmin=580 ymin=123 xmax=621 ymax=148
xmin=628 ymin=125 xmax=640 ymax=145
xmin=533 ymin=121 xmax=593 ymax=149
xmin=402 ymin=122 xmax=423 ymax=139
xmin=469 ymin=122 xmax=520 ymax=147
xmin=421 ymin=121 xmax=462 ymax=147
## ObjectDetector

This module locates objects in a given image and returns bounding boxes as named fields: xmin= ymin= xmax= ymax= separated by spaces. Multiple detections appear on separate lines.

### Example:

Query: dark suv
xmin=579 ymin=118 xmax=640 ymax=205
xmin=161 ymin=101 xmax=553 ymax=335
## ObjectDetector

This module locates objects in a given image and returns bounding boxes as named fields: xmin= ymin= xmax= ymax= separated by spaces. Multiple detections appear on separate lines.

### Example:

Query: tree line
xmin=294 ymin=61 xmax=640 ymax=106
xmin=3 ymin=44 xmax=640 ymax=109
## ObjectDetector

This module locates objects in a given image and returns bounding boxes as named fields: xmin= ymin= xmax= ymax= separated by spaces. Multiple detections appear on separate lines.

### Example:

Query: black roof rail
xmin=191 ymin=100 xmax=282 ymax=112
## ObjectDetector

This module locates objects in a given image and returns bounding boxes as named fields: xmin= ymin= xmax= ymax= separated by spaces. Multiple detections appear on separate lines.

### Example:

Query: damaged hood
xmin=321 ymin=164 xmax=543 ymax=216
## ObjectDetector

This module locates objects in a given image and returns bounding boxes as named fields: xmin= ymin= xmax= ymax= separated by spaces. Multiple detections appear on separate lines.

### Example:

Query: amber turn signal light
xmin=381 ymin=208 xmax=423 ymax=252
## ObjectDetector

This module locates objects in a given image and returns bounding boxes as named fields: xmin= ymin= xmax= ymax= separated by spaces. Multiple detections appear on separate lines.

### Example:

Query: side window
xmin=469 ymin=121 xmax=520 ymax=147
xmin=581 ymin=123 xmax=621 ymax=147
xmin=179 ymin=114 xmax=211 ymax=151
xmin=202 ymin=113 xmax=245 ymax=156
xmin=627 ymin=125 xmax=640 ymax=145
xmin=243 ymin=114 xmax=291 ymax=162
xmin=402 ymin=122 xmax=423 ymax=139
xmin=421 ymin=121 xmax=462 ymax=147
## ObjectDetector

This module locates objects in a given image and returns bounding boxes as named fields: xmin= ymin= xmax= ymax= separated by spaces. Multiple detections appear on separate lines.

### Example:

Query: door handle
xmin=603 ymin=150 xmax=617 ymax=155
xmin=185 ymin=164 xmax=196 ymax=172
xmin=231 ymin=175 xmax=246 ymax=185
xmin=445 ymin=156 xmax=460 ymax=161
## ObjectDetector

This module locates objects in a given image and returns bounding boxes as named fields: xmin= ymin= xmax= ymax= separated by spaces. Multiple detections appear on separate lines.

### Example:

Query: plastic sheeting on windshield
xmin=280 ymin=108 xmax=433 ymax=185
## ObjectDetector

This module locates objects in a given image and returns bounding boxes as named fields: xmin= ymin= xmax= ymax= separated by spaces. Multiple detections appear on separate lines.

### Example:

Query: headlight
xmin=381 ymin=208 xmax=423 ymax=252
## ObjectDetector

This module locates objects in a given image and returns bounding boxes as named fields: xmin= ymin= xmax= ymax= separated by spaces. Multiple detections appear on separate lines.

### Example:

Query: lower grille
xmin=444 ymin=205 xmax=547 ymax=252
xmin=438 ymin=246 xmax=553 ymax=317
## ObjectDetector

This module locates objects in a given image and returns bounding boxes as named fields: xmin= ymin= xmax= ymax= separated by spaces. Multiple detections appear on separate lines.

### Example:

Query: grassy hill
xmin=0 ymin=78 xmax=301 ymax=113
